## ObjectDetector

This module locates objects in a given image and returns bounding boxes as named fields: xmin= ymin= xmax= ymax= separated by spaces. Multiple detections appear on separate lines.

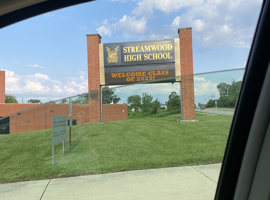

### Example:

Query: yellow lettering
xmin=111 ymin=73 xmax=117 ymax=78
xmin=144 ymin=46 xmax=150 ymax=52
xmin=137 ymin=54 xmax=142 ymax=61
xmin=168 ymin=44 xmax=173 ymax=51
xmin=144 ymin=54 xmax=150 ymax=60
xmin=150 ymin=45 xmax=156 ymax=51
xmin=124 ymin=55 xmax=128 ymax=62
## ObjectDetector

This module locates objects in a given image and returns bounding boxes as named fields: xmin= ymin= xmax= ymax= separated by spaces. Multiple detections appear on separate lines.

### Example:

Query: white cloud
xmin=194 ymin=77 xmax=218 ymax=96
xmin=96 ymin=25 xmax=112 ymax=36
xmin=192 ymin=19 xmax=204 ymax=32
xmin=171 ymin=16 xmax=181 ymax=28
xmin=173 ymin=0 xmax=261 ymax=48
xmin=104 ymin=0 xmax=262 ymax=48
xmin=24 ymin=80 xmax=50 ymax=93
xmin=96 ymin=19 xmax=112 ymax=36
xmin=27 ymin=64 xmax=46 ymax=70
xmin=5 ymin=70 xmax=88 ymax=101
xmin=32 ymin=73 xmax=50 ymax=80
xmin=96 ymin=15 xmax=147 ymax=38
xmin=116 ymin=15 xmax=146 ymax=36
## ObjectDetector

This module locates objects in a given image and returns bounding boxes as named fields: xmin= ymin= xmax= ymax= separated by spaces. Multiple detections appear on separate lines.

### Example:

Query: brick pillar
xmin=178 ymin=28 xmax=195 ymax=120
xmin=86 ymin=34 xmax=101 ymax=123
xmin=0 ymin=71 xmax=5 ymax=104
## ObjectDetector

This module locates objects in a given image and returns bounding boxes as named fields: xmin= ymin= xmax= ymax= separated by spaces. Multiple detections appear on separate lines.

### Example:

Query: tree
xmin=72 ymin=93 xmax=88 ymax=104
xmin=151 ymin=98 xmax=161 ymax=114
xmin=207 ymin=81 xmax=242 ymax=108
xmin=206 ymin=99 xmax=216 ymax=108
xmin=217 ymin=83 xmax=231 ymax=98
xmin=127 ymin=95 xmax=141 ymax=111
xmin=102 ymin=86 xmax=121 ymax=104
xmin=27 ymin=99 xmax=41 ymax=104
xmin=141 ymin=93 xmax=153 ymax=113
xmin=166 ymin=92 xmax=181 ymax=112
xmin=5 ymin=94 xmax=18 ymax=103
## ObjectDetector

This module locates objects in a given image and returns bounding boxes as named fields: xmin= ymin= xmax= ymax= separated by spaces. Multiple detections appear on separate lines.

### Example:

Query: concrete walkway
xmin=0 ymin=163 xmax=221 ymax=200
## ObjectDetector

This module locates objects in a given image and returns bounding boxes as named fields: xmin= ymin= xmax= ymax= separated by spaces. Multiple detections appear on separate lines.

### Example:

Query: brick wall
xmin=9 ymin=104 xmax=91 ymax=134
xmin=0 ymin=71 xmax=5 ymax=104
xmin=0 ymin=104 xmax=38 ymax=117
xmin=87 ymin=34 xmax=102 ymax=122
xmin=178 ymin=28 xmax=196 ymax=120
xmin=103 ymin=104 xmax=128 ymax=122
xmin=7 ymin=104 xmax=127 ymax=134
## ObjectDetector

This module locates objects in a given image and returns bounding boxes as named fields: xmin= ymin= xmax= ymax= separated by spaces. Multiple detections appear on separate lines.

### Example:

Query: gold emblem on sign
xmin=106 ymin=46 xmax=119 ymax=63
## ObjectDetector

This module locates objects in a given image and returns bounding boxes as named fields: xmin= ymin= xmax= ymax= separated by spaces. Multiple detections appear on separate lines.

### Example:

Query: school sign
xmin=86 ymin=28 xmax=195 ymax=122
xmin=99 ymin=39 xmax=180 ymax=85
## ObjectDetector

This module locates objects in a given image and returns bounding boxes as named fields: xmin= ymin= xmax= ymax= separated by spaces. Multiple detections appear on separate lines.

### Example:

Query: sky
xmin=0 ymin=0 xmax=262 ymax=104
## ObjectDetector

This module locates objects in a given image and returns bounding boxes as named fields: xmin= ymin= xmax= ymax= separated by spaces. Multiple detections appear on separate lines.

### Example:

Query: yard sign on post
xmin=52 ymin=115 xmax=67 ymax=165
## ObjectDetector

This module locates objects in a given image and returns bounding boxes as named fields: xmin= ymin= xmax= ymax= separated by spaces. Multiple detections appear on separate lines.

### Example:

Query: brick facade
xmin=7 ymin=104 xmax=127 ymax=134
xmin=179 ymin=28 xmax=196 ymax=120
xmin=0 ymin=71 xmax=5 ymax=104
xmin=0 ymin=104 xmax=38 ymax=117
xmin=87 ymin=34 xmax=102 ymax=122
xmin=9 ymin=104 xmax=90 ymax=134
xmin=103 ymin=104 xmax=128 ymax=122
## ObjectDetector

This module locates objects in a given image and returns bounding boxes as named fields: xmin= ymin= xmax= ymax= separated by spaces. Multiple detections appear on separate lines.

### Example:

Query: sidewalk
xmin=0 ymin=163 xmax=221 ymax=200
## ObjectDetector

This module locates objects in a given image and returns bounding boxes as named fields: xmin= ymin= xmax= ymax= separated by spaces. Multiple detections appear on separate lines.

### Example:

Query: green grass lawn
xmin=0 ymin=113 xmax=232 ymax=183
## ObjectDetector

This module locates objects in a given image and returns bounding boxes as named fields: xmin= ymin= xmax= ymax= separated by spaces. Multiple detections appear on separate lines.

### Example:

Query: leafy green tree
xmin=207 ymin=81 xmax=242 ymax=108
xmin=102 ymin=86 xmax=121 ymax=104
xmin=217 ymin=83 xmax=231 ymax=98
xmin=27 ymin=99 xmax=41 ymax=104
xmin=151 ymin=98 xmax=161 ymax=114
xmin=72 ymin=93 xmax=88 ymax=104
xmin=206 ymin=99 xmax=216 ymax=108
xmin=127 ymin=95 xmax=141 ymax=111
xmin=166 ymin=92 xmax=181 ymax=112
xmin=141 ymin=93 xmax=153 ymax=113
xmin=5 ymin=94 xmax=18 ymax=103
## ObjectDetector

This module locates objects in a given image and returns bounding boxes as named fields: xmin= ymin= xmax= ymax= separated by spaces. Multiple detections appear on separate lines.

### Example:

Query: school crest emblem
xmin=106 ymin=46 xmax=119 ymax=64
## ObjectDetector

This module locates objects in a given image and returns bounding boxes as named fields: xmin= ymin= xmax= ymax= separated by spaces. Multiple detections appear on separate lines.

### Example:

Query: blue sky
xmin=0 ymin=0 xmax=262 ymax=103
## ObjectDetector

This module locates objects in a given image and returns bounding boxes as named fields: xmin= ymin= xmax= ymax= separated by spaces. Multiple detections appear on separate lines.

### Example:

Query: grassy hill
xmin=0 ymin=113 xmax=232 ymax=183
